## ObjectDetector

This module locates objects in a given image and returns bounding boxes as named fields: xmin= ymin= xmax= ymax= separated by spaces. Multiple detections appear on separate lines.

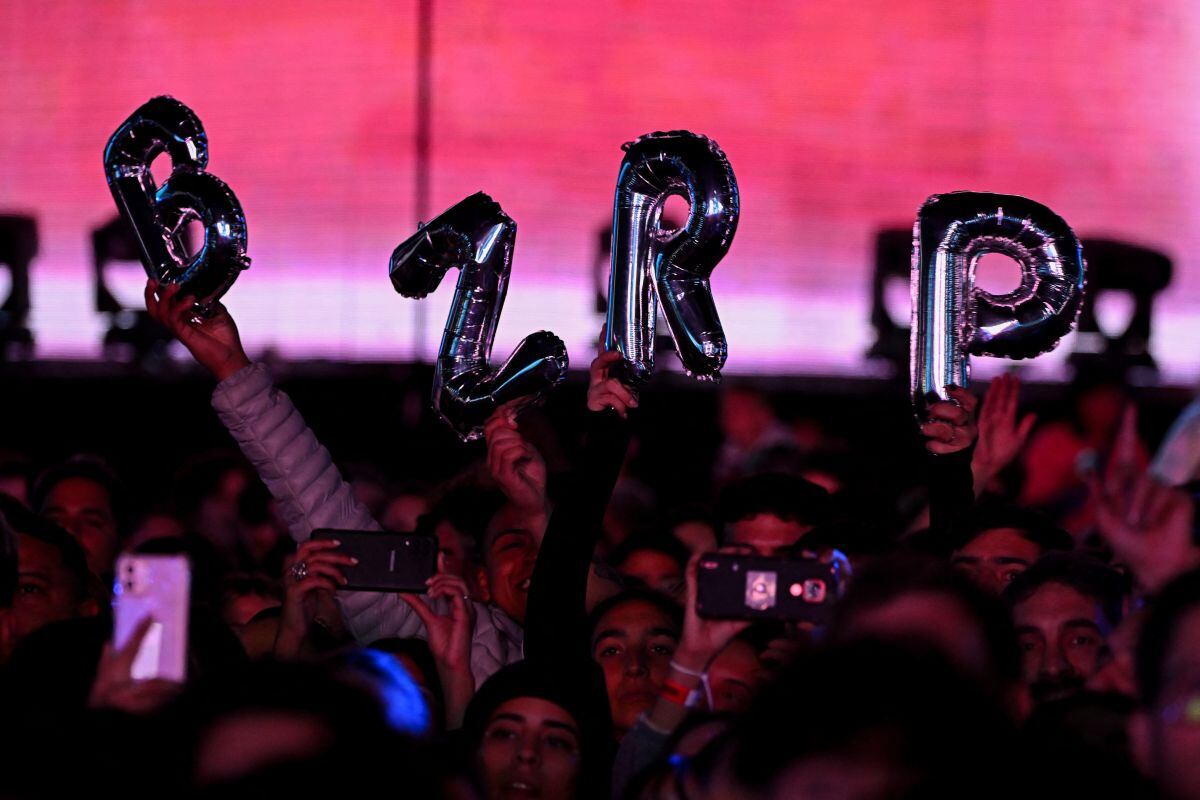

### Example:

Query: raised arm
xmin=523 ymin=350 xmax=636 ymax=663
xmin=145 ymin=281 xmax=419 ymax=643
xmin=921 ymin=384 xmax=979 ymax=540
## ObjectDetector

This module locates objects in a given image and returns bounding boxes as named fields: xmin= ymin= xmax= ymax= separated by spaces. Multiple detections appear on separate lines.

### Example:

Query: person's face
xmin=1131 ymin=606 xmax=1200 ymax=800
xmin=591 ymin=599 xmax=679 ymax=734
xmin=1013 ymin=581 xmax=1109 ymax=703
xmin=618 ymin=549 xmax=684 ymax=596
xmin=12 ymin=533 xmax=90 ymax=643
xmin=41 ymin=477 xmax=118 ymax=576
xmin=726 ymin=514 xmax=811 ymax=558
xmin=479 ymin=506 xmax=539 ymax=624
xmin=707 ymin=639 xmax=764 ymax=713
xmin=840 ymin=591 xmax=993 ymax=681
xmin=478 ymin=697 xmax=581 ymax=800
xmin=952 ymin=528 xmax=1042 ymax=595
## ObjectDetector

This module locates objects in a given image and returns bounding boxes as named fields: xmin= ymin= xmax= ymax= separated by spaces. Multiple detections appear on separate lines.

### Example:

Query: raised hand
xmin=972 ymin=374 xmax=1037 ymax=493
xmin=672 ymin=551 xmax=750 ymax=674
xmin=400 ymin=573 xmax=477 ymax=728
xmin=88 ymin=617 xmax=181 ymax=714
xmin=921 ymin=385 xmax=979 ymax=456
xmin=1092 ymin=463 xmax=1198 ymax=594
xmin=144 ymin=279 xmax=250 ymax=381
xmin=484 ymin=403 xmax=548 ymax=513
xmin=588 ymin=350 xmax=639 ymax=418
xmin=274 ymin=539 xmax=356 ymax=660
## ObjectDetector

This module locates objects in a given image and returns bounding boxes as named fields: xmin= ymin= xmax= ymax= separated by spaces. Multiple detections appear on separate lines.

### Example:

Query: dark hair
xmin=963 ymin=503 xmax=1074 ymax=554
xmin=607 ymin=533 xmax=689 ymax=575
xmin=833 ymin=554 xmax=1021 ymax=683
xmin=1003 ymin=552 xmax=1128 ymax=631
xmin=730 ymin=640 xmax=1020 ymax=797
xmin=0 ymin=493 xmax=93 ymax=602
xmin=415 ymin=483 xmax=507 ymax=558
xmin=716 ymin=473 xmax=830 ymax=537
xmin=1136 ymin=568 xmax=1200 ymax=708
xmin=587 ymin=587 xmax=684 ymax=648
xmin=31 ymin=455 xmax=129 ymax=534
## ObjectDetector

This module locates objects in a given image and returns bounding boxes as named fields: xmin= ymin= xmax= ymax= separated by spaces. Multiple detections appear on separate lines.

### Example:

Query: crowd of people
xmin=1 ymin=278 xmax=1200 ymax=799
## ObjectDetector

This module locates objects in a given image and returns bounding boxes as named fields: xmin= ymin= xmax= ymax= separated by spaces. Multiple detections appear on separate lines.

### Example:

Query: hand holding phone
xmin=695 ymin=553 xmax=842 ymax=624
xmin=310 ymin=529 xmax=437 ymax=593
xmin=112 ymin=554 xmax=191 ymax=683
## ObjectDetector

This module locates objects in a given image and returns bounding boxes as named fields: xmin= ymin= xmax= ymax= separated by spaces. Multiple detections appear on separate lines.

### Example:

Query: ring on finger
xmin=289 ymin=561 xmax=309 ymax=583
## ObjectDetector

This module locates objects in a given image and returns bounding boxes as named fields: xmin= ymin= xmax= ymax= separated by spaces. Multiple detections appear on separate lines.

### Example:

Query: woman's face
xmin=591 ymin=599 xmax=679 ymax=735
xmin=478 ymin=697 xmax=581 ymax=800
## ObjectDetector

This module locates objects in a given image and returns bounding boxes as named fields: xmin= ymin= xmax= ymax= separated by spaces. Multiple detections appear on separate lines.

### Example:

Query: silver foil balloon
xmin=104 ymin=96 xmax=249 ymax=311
xmin=390 ymin=192 xmax=569 ymax=441
xmin=910 ymin=191 xmax=1086 ymax=417
xmin=604 ymin=131 xmax=739 ymax=385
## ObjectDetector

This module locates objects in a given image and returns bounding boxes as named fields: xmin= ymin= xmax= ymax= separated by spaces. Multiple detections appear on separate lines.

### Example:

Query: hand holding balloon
xmin=390 ymin=192 xmax=568 ymax=440
xmin=910 ymin=191 xmax=1085 ymax=419
xmin=605 ymin=131 xmax=739 ymax=385
xmin=104 ymin=96 xmax=249 ymax=311
xmin=144 ymin=279 xmax=250 ymax=382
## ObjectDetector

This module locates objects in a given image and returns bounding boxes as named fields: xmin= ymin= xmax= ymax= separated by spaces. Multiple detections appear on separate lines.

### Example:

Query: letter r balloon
xmin=605 ymin=131 xmax=739 ymax=385
xmin=910 ymin=191 xmax=1086 ymax=418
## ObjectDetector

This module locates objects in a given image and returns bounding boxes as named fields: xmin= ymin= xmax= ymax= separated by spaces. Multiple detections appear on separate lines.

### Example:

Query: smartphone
xmin=113 ymin=554 xmax=191 ymax=682
xmin=696 ymin=553 xmax=841 ymax=624
xmin=311 ymin=529 xmax=437 ymax=593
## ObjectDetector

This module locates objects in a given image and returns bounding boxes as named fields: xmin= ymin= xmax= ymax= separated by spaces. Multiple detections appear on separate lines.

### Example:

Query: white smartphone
xmin=113 ymin=554 xmax=191 ymax=682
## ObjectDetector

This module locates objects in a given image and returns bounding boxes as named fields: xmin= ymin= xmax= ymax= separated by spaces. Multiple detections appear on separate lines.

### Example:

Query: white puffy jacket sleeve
xmin=211 ymin=363 xmax=521 ymax=684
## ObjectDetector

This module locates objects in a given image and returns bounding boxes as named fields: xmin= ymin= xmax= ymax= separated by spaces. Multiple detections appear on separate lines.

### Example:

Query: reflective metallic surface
xmin=103 ymin=96 xmax=249 ymax=311
xmin=605 ymin=131 xmax=739 ymax=385
xmin=910 ymin=191 xmax=1086 ymax=417
xmin=390 ymin=192 xmax=568 ymax=440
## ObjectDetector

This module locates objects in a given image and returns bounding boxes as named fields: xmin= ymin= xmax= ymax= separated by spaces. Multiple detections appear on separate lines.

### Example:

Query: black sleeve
xmin=524 ymin=409 xmax=632 ymax=663
xmin=927 ymin=445 xmax=976 ymax=545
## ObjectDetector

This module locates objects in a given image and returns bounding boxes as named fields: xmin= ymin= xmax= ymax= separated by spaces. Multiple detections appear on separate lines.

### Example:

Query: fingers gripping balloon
xmin=605 ymin=131 xmax=739 ymax=385
xmin=103 ymin=96 xmax=249 ymax=311
xmin=911 ymin=191 xmax=1086 ymax=417
xmin=390 ymin=192 xmax=569 ymax=441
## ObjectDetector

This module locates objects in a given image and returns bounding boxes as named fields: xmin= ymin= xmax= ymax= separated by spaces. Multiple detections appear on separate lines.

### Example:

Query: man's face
xmin=726 ymin=513 xmax=811 ymax=558
xmin=479 ymin=506 xmax=539 ymax=624
xmin=41 ymin=477 xmax=118 ymax=576
xmin=1132 ymin=606 xmax=1200 ymax=800
xmin=478 ymin=697 xmax=581 ymax=800
xmin=591 ymin=599 xmax=679 ymax=735
xmin=12 ymin=533 xmax=88 ymax=643
xmin=952 ymin=528 xmax=1042 ymax=595
xmin=1012 ymin=581 xmax=1109 ymax=703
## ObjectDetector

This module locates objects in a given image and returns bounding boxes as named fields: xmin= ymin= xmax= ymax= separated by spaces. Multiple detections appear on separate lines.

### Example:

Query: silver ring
xmin=289 ymin=561 xmax=309 ymax=583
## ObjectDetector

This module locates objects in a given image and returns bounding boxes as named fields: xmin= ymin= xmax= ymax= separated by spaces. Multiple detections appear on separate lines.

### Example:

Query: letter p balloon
xmin=910 ymin=191 xmax=1086 ymax=418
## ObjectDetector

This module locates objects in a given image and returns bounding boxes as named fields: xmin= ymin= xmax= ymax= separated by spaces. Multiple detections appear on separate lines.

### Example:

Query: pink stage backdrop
xmin=2 ymin=1 xmax=1199 ymax=380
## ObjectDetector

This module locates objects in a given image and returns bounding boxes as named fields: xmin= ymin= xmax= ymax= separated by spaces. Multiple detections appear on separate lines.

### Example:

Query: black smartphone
xmin=696 ymin=553 xmax=840 ymax=624
xmin=311 ymin=529 xmax=437 ymax=593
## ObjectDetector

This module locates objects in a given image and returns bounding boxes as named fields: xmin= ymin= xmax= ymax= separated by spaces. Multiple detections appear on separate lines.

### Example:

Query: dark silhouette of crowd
xmin=1 ymin=279 xmax=1199 ymax=799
